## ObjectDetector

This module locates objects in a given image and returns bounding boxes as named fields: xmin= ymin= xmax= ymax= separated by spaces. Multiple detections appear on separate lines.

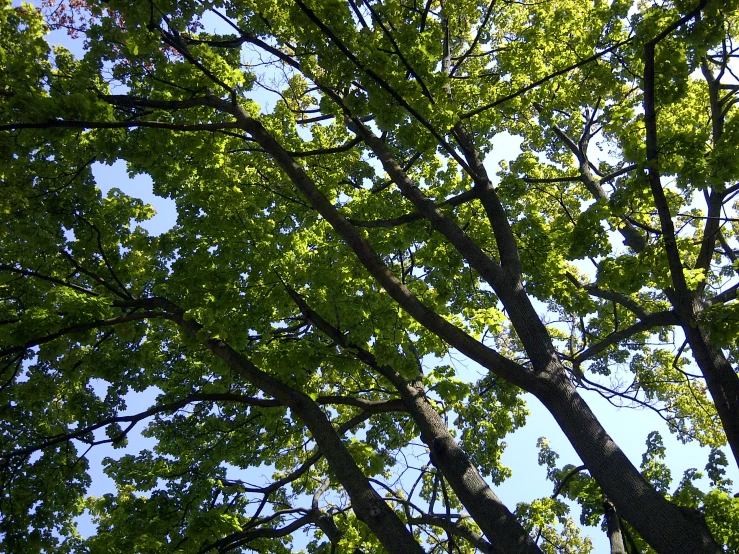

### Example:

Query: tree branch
xmin=316 ymin=395 xmax=405 ymax=413
xmin=1 ymin=392 xmax=281 ymax=460
xmin=291 ymin=0 xmax=471 ymax=173
xmin=204 ymin=101 xmax=534 ymax=390
xmin=409 ymin=514 xmax=496 ymax=553
xmin=461 ymin=38 xmax=632 ymax=119
xmin=0 ymin=119 xmax=243 ymax=132
xmin=0 ymin=311 xmax=166 ymax=358
xmin=552 ymin=464 xmax=587 ymax=498
xmin=348 ymin=189 xmax=476 ymax=228
xmin=122 ymin=295 xmax=426 ymax=554
xmin=450 ymin=0 xmax=497 ymax=77
xmin=360 ymin=0 xmax=435 ymax=102
xmin=707 ymin=282 xmax=739 ymax=305
xmin=545 ymin=117 xmax=646 ymax=252
xmin=290 ymin=136 xmax=362 ymax=157
xmin=281 ymin=284 xmax=543 ymax=554
xmin=565 ymin=272 xmax=651 ymax=319
xmin=0 ymin=264 xmax=99 ymax=297
xmin=573 ymin=311 xmax=679 ymax=364
xmin=643 ymin=0 xmax=708 ymax=300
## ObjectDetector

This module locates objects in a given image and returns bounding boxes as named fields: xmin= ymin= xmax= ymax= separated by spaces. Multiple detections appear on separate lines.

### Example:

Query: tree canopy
xmin=2 ymin=0 xmax=739 ymax=552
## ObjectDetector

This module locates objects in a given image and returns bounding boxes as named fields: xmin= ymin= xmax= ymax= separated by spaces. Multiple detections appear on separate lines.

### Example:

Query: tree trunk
xmin=288 ymin=290 xmax=543 ymax=554
xmin=227 ymin=109 xmax=722 ymax=554
xmin=682 ymin=319 xmax=739 ymax=468
xmin=160 ymin=304 xmax=427 ymax=554
xmin=604 ymin=497 xmax=627 ymax=554
xmin=537 ymin=371 xmax=721 ymax=554
xmin=405 ymin=380 xmax=543 ymax=554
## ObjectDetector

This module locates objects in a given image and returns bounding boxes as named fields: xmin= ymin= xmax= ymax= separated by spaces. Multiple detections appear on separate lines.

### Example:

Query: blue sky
xmin=81 ymin=128 xmax=738 ymax=551
xmin=17 ymin=1 xmax=739 ymax=550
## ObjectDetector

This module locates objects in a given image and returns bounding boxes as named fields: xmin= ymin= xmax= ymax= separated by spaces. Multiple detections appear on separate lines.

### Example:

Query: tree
xmin=1 ymin=0 xmax=739 ymax=551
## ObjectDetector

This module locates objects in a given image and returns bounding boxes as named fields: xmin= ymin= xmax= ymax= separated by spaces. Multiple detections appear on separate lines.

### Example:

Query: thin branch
xmin=197 ymin=512 xmax=314 ymax=554
xmin=576 ymin=374 xmax=676 ymax=424
xmin=544 ymin=115 xmax=646 ymax=252
xmin=565 ymin=272 xmax=651 ymax=319
xmin=0 ymin=264 xmax=99 ymax=297
xmin=0 ymin=119 xmax=242 ymax=132
xmin=1 ymin=392 xmax=280 ymax=460
xmin=156 ymin=25 xmax=235 ymax=94
xmin=242 ymin=451 xmax=322 ymax=495
xmin=100 ymin=94 xmax=211 ymax=110
xmin=290 ymin=136 xmax=362 ymax=158
xmin=717 ymin=229 xmax=737 ymax=263
xmin=552 ymin=464 xmax=587 ymax=498
xmin=361 ymin=0 xmax=435 ymax=102
xmin=573 ymin=311 xmax=679 ymax=364
xmin=292 ymin=0 xmax=472 ymax=174
xmin=450 ymin=0 xmax=497 ymax=77
xmin=0 ymin=310 xmax=166 ymax=358
xmin=600 ymin=164 xmax=638 ymax=184
xmin=708 ymin=281 xmax=739 ymax=305
xmin=462 ymin=38 xmax=632 ymax=119
xmin=316 ymin=395 xmax=405 ymax=413
xmin=75 ymin=214 xmax=134 ymax=299
xmin=348 ymin=190 xmax=476 ymax=228
xmin=408 ymin=515 xmax=496 ymax=554
xmin=522 ymin=175 xmax=581 ymax=184
xmin=60 ymin=250 xmax=129 ymax=299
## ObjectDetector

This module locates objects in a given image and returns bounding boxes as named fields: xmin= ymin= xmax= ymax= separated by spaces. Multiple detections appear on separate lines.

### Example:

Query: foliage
xmin=1 ymin=0 xmax=739 ymax=552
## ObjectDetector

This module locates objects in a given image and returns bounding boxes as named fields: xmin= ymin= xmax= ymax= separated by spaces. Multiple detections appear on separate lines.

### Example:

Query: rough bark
xmin=356 ymin=115 xmax=723 ymax=552
xmin=603 ymin=497 xmax=627 ymax=554
xmin=680 ymin=324 xmax=739 ymax=466
xmin=287 ymin=289 xmax=543 ymax=554
xmin=131 ymin=298 xmax=427 ymax=554
xmin=411 ymin=383 xmax=541 ymax=554
xmin=230 ymin=109 xmax=722 ymax=553
xmin=537 ymin=371 xmax=720 ymax=553
xmin=643 ymin=12 xmax=739 ymax=467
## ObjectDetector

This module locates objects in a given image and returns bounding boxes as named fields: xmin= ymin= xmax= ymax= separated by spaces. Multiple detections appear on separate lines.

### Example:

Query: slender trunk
xmin=288 ymin=289 xmax=543 ymax=554
xmin=604 ymin=497 xmax=627 ymax=554
xmin=152 ymin=302 xmax=427 ymax=554
xmin=695 ymin=58 xmax=726 ymax=278
xmin=681 ymin=323 xmax=739 ymax=466
xmin=686 ymin=58 xmax=739 ymax=467
xmin=644 ymin=28 xmax=739 ymax=468
xmin=405 ymin=380 xmax=543 ymax=554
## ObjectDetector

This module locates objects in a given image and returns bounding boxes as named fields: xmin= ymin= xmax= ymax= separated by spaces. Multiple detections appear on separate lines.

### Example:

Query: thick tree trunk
xmin=449 ymin=116 xmax=720 ymax=551
xmin=484 ymin=276 xmax=723 ymax=554
xmin=226 ymin=110 xmax=722 ymax=554
xmin=536 ymin=371 xmax=721 ymax=554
